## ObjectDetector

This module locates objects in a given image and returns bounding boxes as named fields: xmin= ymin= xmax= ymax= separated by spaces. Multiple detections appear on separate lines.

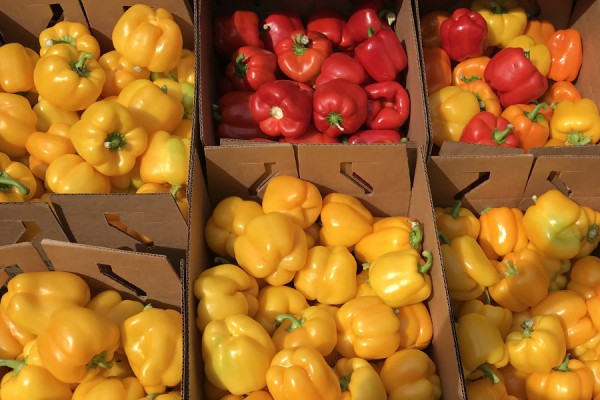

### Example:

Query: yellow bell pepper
xmin=0 ymin=306 xmax=31 ymax=359
xmin=136 ymin=183 xmax=189 ymax=223
xmin=355 ymin=269 xmax=377 ymax=298
xmin=121 ymin=306 xmax=182 ymax=393
xmin=575 ymin=207 xmax=600 ymax=259
xmin=37 ymin=305 xmax=121 ymax=384
xmin=0 ymin=92 xmax=37 ymax=157
xmin=34 ymin=44 xmax=106 ymax=111
xmin=466 ymin=368 xmax=513 ymax=400
xmin=525 ymin=355 xmax=595 ymax=400
xmin=568 ymin=256 xmax=600 ymax=333
xmin=458 ymin=295 xmax=513 ymax=340
xmin=335 ymin=357 xmax=387 ymax=400
xmin=354 ymin=217 xmax=423 ymax=264
xmin=99 ymin=50 xmax=151 ymax=98
xmin=153 ymin=78 xmax=194 ymax=120
xmin=336 ymin=296 xmax=401 ymax=360
xmin=525 ymin=244 xmax=571 ymax=291
xmin=204 ymin=196 xmax=265 ymax=258
xmin=193 ymin=263 xmax=259 ymax=331
xmin=101 ymin=351 xmax=135 ymax=379
xmin=234 ymin=212 xmax=308 ymax=286
xmin=272 ymin=305 xmax=337 ymax=356
xmin=0 ymin=152 xmax=36 ymax=202
xmin=46 ymin=154 xmax=111 ymax=194
xmin=319 ymin=192 xmax=373 ymax=248
xmin=429 ymin=85 xmax=481 ymax=146
xmin=506 ymin=34 xmax=551 ymax=75
xmin=267 ymin=346 xmax=341 ymax=400
xmin=117 ymin=79 xmax=184 ymax=134
xmin=293 ymin=245 xmax=357 ymax=305
xmin=254 ymin=285 xmax=309 ymax=335
xmin=112 ymin=4 xmax=183 ymax=73
xmin=71 ymin=376 xmax=146 ymax=400
xmin=0 ymin=43 xmax=39 ymax=93
xmin=70 ymin=100 xmax=148 ymax=176
xmin=151 ymin=49 xmax=195 ymax=85
xmin=572 ymin=332 xmax=600 ymax=362
xmin=173 ymin=117 xmax=192 ymax=139
xmin=366 ymin=249 xmax=433 ymax=308
xmin=203 ymin=314 xmax=276 ymax=395
xmin=0 ymin=358 xmax=72 ymax=400
xmin=478 ymin=207 xmax=529 ymax=260
xmin=396 ymin=302 xmax=433 ymax=350
xmin=139 ymin=130 xmax=189 ymax=186
xmin=39 ymin=21 xmax=100 ymax=60
xmin=435 ymin=200 xmax=481 ymax=241
xmin=86 ymin=290 xmax=144 ymax=328
xmin=378 ymin=349 xmax=443 ymax=400
xmin=549 ymin=98 xmax=600 ymax=145
xmin=471 ymin=0 xmax=527 ymax=48
xmin=219 ymin=392 xmax=272 ymax=400
xmin=147 ymin=393 xmax=181 ymax=400
xmin=261 ymin=175 xmax=322 ymax=229
xmin=33 ymin=97 xmax=79 ymax=132
xmin=25 ymin=122 xmax=76 ymax=180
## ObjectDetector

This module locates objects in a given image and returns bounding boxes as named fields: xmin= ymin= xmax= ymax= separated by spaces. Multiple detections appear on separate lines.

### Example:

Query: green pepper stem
xmin=103 ymin=132 xmax=127 ymax=152
xmin=554 ymin=354 xmax=571 ymax=372
xmin=362 ymin=263 xmax=371 ymax=271
xmin=71 ymin=52 xmax=93 ymax=77
xmin=379 ymin=9 xmax=396 ymax=27
xmin=484 ymin=288 xmax=492 ymax=305
xmin=492 ymin=124 xmax=514 ymax=145
xmin=523 ymin=49 xmax=531 ymax=59
xmin=587 ymin=224 xmax=599 ymax=243
xmin=521 ymin=318 xmax=534 ymax=338
xmin=87 ymin=352 xmax=113 ymax=370
xmin=525 ymin=102 xmax=548 ymax=121
xmin=478 ymin=363 xmax=501 ymax=384
xmin=419 ymin=251 xmax=433 ymax=274
xmin=46 ymin=35 xmax=77 ymax=47
xmin=0 ymin=172 xmax=30 ymax=196
xmin=367 ymin=26 xmax=375 ymax=38
xmin=234 ymin=53 xmax=248 ymax=77
xmin=448 ymin=200 xmax=463 ymax=218
xmin=460 ymin=74 xmax=481 ymax=83
xmin=504 ymin=260 xmax=519 ymax=277
xmin=274 ymin=314 xmax=305 ymax=332
xmin=480 ymin=207 xmax=491 ymax=215
xmin=212 ymin=103 xmax=222 ymax=123
xmin=0 ymin=359 xmax=25 ymax=375
xmin=473 ymin=92 xmax=486 ymax=112
xmin=339 ymin=375 xmax=351 ymax=392
xmin=146 ymin=394 xmax=161 ymax=400
xmin=438 ymin=231 xmax=451 ymax=245
xmin=490 ymin=1 xmax=508 ymax=14
xmin=327 ymin=112 xmax=344 ymax=131
xmin=292 ymin=34 xmax=309 ymax=56
xmin=171 ymin=184 xmax=183 ymax=200
xmin=566 ymin=132 xmax=592 ymax=146
xmin=213 ymin=256 xmax=231 ymax=265
xmin=409 ymin=220 xmax=423 ymax=249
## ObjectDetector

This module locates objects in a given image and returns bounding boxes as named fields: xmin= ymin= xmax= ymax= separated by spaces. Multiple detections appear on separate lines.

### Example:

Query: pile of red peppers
xmin=212 ymin=1 xmax=411 ymax=144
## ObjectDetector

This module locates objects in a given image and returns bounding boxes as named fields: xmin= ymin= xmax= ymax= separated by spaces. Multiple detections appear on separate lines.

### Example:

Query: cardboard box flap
xmin=0 ymin=202 xmax=69 ymax=247
xmin=438 ymin=141 xmax=525 ymax=156
xmin=297 ymin=144 xmax=412 ymax=216
xmin=41 ymin=239 xmax=181 ymax=310
xmin=204 ymin=143 xmax=298 ymax=206
xmin=0 ymin=0 xmax=88 ymax=49
xmin=0 ymin=243 xmax=50 ymax=282
xmin=568 ymin=0 xmax=599 ymax=100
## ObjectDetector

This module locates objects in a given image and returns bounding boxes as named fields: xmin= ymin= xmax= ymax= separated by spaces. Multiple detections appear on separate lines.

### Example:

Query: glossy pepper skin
xmin=478 ymin=206 xmax=529 ymax=259
xmin=435 ymin=200 xmax=480 ymax=241
xmin=335 ymin=357 xmax=387 ymax=400
xmin=0 ymin=43 xmax=39 ymax=93
xmin=136 ymin=182 xmax=189 ymax=224
xmin=34 ymin=44 xmax=105 ymax=111
xmin=314 ymin=52 xmax=365 ymax=87
xmin=86 ymin=290 xmax=144 ymax=328
xmin=306 ymin=9 xmax=353 ymax=49
xmin=0 ymin=92 xmax=38 ymax=157
xmin=71 ymin=376 xmax=145 ymax=400
xmin=203 ymin=314 xmax=277 ymax=395
xmin=459 ymin=296 xmax=513 ymax=340
xmin=440 ymin=8 xmax=488 ymax=62
xmin=45 ymin=154 xmax=111 ymax=194
xmin=261 ymin=10 xmax=304 ymax=53
xmin=139 ymin=130 xmax=190 ymax=186
xmin=0 ymin=359 xmax=72 ymax=400
xmin=396 ymin=302 xmax=433 ymax=350
xmin=574 ymin=207 xmax=600 ymax=258
xmin=261 ymin=175 xmax=322 ymax=229
xmin=354 ymin=216 xmax=423 ymax=264
xmin=213 ymin=11 xmax=263 ymax=58
xmin=549 ymin=99 xmax=600 ymax=146
xmin=214 ymin=91 xmax=265 ymax=140
xmin=460 ymin=111 xmax=519 ymax=147
xmin=254 ymin=286 xmax=309 ymax=335
xmin=484 ymin=47 xmax=548 ymax=108
xmin=112 ymin=4 xmax=182 ymax=72
xmin=506 ymin=34 xmax=551 ymax=75
xmin=379 ymin=349 xmax=443 ymax=400
xmin=319 ymin=192 xmax=373 ymax=248
xmin=313 ymin=78 xmax=368 ymax=137
xmin=526 ymin=355 xmax=594 ymax=400
xmin=471 ymin=0 xmax=527 ymax=48
xmin=122 ymin=306 xmax=182 ymax=393
xmin=354 ymin=29 xmax=408 ymax=82
xmin=429 ymin=85 xmax=481 ymax=146
xmin=275 ymin=31 xmax=332 ymax=84
xmin=547 ymin=29 xmax=583 ymax=82
xmin=423 ymin=47 xmax=452 ymax=94
xmin=0 ymin=152 xmax=36 ymax=202
xmin=225 ymin=46 xmax=277 ymax=92
xmin=459 ymin=79 xmax=502 ymax=116
xmin=193 ymin=263 xmax=259 ymax=331
xmin=272 ymin=306 xmax=337 ymax=356
xmin=33 ymin=97 xmax=79 ymax=132
xmin=501 ymin=102 xmax=550 ymax=152
xmin=452 ymin=56 xmax=490 ymax=85
xmin=98 ymin=50 xmax=150 ymax=98
xmin=0 ymin=306 xmax=30 ymax=359
xmin=541 ymin=81 xmax=581 ymax=121
xmin=363 ymin=81 xmax=410 ymax=131
xmin=39 ymin=21 xmax=100 ymax=59
xmin=441 ymin=233 xmax=500 ymax=287
xmin=345 ymin=7 xmax=383 ymax=44
xmin=523 ymin=19 xmax=556 ymax=45
xmin=26 ymin=122 xmax=76 ymax=180
xmin=420 ymin=11 xmax=449 ymax=49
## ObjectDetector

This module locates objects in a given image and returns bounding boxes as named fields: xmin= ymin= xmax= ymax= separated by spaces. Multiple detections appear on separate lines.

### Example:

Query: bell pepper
xmin=574 ymin=208 xmax=600 ymax=259
xmin=459 ymin=111 xmax=519 ymax=147
xmin=0 ymin=152 xmax=35 ymax=202
xmin=117 ymin=79 xmax=184 ymax=134
xmin=467 ymin=371 xmax=514 ymax=400
xmin=354 ymin=29 xmax=408 ymax=82
xmin=33 ymin=97 xmax=79 ymax=132
xmin=261 ymin=175 xmax=322 ymax=229
xmin=420 ymin=11 xmax=450 ymax=48
xmin=440 ymin=8 xmax=488 ymax=62
xmin=272 ymin=306 xmax=337 ymax=356
xmin=523 ymin=19 xmax=556 ymax=45
xmin=440 ymin=237 xmax=486 ymax=302
xmin=478 ymin=206 xmax=529 ymax=260
xmin=0 ymin=305 xmax=33 ymax=359
xmin=452 ymin=56 xmax=490 ymax=85
xmin=471 ymin=0 xmax=527 ymax=48
xmin=435 ymin=200 xmax=481 ymax=241
xmin=395 ymin=302 xmax=433 ymax=350
xmin=0 ymin=359 xmax=72 ymax=400
xmin=423 ymin=47 xmax=452 ymax=95
xmin=345 ymin=7 xmax=383 ymax=44
xmin=363 ymin=81 xmax=410 ymax=130
xmin=45 ymin=154 xmax=111 ymax=193
xmin=112 ymin=4 xmax=182 ymax=72
xmin=193 ymin=263 xmax=259 ymax=331
xmin=33 ymin=44 xmax=105 ymax=111
xmin=542 ymin=81 xmax=582 ymax=107
xmin=307 ymin=9 xmax=354 ymax=49
xmin=39 ymin=20 xmax=99 ymax=60
xmin=293 ymin=245 xmax=357 ymax=305
xmin=249 ymin=79 xmax=313 ymax=138
xmin=261 ymin=10 xmax=304 ymax=53
xmin=213 ymin=10 xmax=263 ymax=58
xmin=72 ymin=376 xmax=145 ymax=400
xmin=203 ymin=314 xmax=276 ymax=395
xmin=152 ymin=77 xmax=194 ymax=121
xmin=572 ymin=333 xmax=600 ymax=362
xmin=0 ymin=43 xmax=38 ymax=93
xmin=335 ymin=357 xmax=387 ymax=400
xmin=25 ymin=122 xmax=76 ymax=180
xmin=70 ymin=100 xmax=148 ymax=176
xmin=279 ymin=125 xmax=340 ymax=143
xmin=314 ymin=52 xmax=366 ymax=87
xmin=568 ymin=257 xmax=600 ymax=332
xmin=275 ymin=30 xmax=332 ymax=84
xmin=484 ymin=47 xmax=548 ymax=108
xmin=459 ymin=295 xmax=513 ymax=340
xmin=225 ymin=46 xmax=277 ymax=92
xmin=37 ymin=305 xmax=121 ymax=384
xmin=506 ymin=34 xmax=551 ymax=75
xmin=98 ymin=50 xmax=150 ymax=98
xmin=547 ymin=29 xmax=583 ymax=82
xmin=549 ymin=98 xmax=600 ymax=146
xmin=139 ymin=130 xmax=190 ymax=186
xmin=344 ymin=129 xmax=403 ymax=144
xmin=379 ymin=349 xmax=443 ymax=400
xmin=459 ymin=79 xmax=502 ymax=116
xmin=429 ymin=85 xmax=481 ymax=146
xmin=354 ymin=216 xmax=423 ymax=263
xmin=335 ymin=296 xmax=401 ymax=360
xmin=220 ymin=392 xmax=271 ymax=400
xmin=313 ymin=78 xmax=367 ymax=137
xmin=254 ymin=285 xmax=309 ymax=335
xmin=441 ymin=233 xmax=500 ymax=286
xmin=0 ymin=92 xmax=37 ymax=157
xmin=234 ymin=211 xmax=308 ymax=286
xmin=355 ymin=269 xmax=376 ymax=298
xmin=499 ymin=363 xmax=530 ymax=399
xmin=525 ymin=355 xmax=594 ymax=400
xmin=136 ymin=183 xmax=189 ymax=223
xmin=86 ymin=290 xmax=144 ymax=328
xmin=214 ymin=91 xmax=266 ymax=140
xmin=523 ymin=244 xmax=570 ymax=291
xmin=501 ymin=102 xmax=549 ymax=152
xmin=319 ymin=192 xmax=373 ymax=248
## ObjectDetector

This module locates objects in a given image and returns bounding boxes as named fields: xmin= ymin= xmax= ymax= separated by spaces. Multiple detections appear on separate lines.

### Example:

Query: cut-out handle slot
xmin=47 ymin=4 xmax=65 ymax=28
xmin=547 ymin=171 xmax=572 ymax=197
xmin=340 ymin=162 xmax=374 ymax=195
xmin=453 ymin=171 xmax=491 ymax=201
xmin=17 ymin=221 xmax=41 ymax=244
xmin=248 ymin=162 xmax=276 ymax=197
xmin=98 ymin=264 xmax=147 ymax=300
xmin=105 ymin=213 xmax=154 ymax=248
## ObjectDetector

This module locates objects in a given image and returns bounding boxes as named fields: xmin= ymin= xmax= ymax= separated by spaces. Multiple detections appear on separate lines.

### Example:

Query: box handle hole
xmin=105 ymin=213 xmax=155 ymax=248
xmin=339 ymin=162 xmax=374 ymax=195
xmin=47 ymin=4 xmax=64 ymax=28
xmin=98 ymin=263 xmax=147 ymax=300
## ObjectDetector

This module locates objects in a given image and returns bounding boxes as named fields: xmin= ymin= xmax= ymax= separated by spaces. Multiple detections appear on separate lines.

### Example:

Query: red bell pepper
xmin=354 ymin=29 xmax=408 ymax=82
xmin=484 ymin=47 xmax=548 ymax=108
xmin=225 ymin=46 xmax=277 ymax=91
xmin=307 ymin=9 xmax=354 ymax=50
xmin=213 ymin=11 xmax=263 ymax=58
xmin=261 ymin=10 xmax=304 ymax=53
xmin=314 ymin=52 xmax=366 ymax=87
xmin=275 ymin=30 xmax=333 ymax=84
xmin=214 ymin=91 xmax=268 ymax=140
xmin=345 ymin=7 xmax=383 ymax=44
xmin=313 ymin=78 xmax=368 ymax=137
xmin=345 ymin=129 xmax=403 ymax=144
xmin=279 ymin=125 xmax=340 ymax=143
xmin=440 ymin=8 xmax=488 ymax=62
xmin=459 ymin=111 xmax=519 ymax=147
xmin=249 ymin=80 xmax=313 ymax=138
xmin=364 ymin=81 xmax=410 ymax=130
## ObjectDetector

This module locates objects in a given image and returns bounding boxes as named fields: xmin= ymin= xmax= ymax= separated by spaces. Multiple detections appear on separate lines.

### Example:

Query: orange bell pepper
xmin=523 ymin=20 xmax=556 ymax=45
xmin=423 ymin=47 xmax=451 ymax=94
xmin=272 ymin=306 xmax=337 ymax=356
xmin=261 ymin=175 xmax=322 ymax=229
xmin=435 ymin=200 xmax=481 ymax=241
xmin=0 ymin=43 xmax=39 ymax=93
xmin=0 ymin=152 xmax=36 ymax=202
xmin=499 ymin=363 xmax=530 ymax=400
xmin=459 ymin=79 xmax=502 ymax=116
xmin=458 ymin=294 xmax=514 ymax=340
xmin=319 ymin=192 xmax=373 ymax=248
xmin=539 ymin=81 xmax=582 ymax=123
xmin=354 ymin=216 xmax=423 ymax=264
xmin=254 ymin=286 xmax=309 ymax=335
xmin=526 ymin=355 xmax=594 ymax=400
xmin=501 ymin=102 xmax=550 ymax=153
xmin=0 ymin=92 xmax=37 ymax=158
xmin=420 ymin=11 xmax=449 ymax=48
xmin=451 ymin=56 xmax=490 ymax=86
xmin=572 ymin=333 xmax=600 ymax=362
xmin=547 ymin=29 xmax=583 ymax=82
xmin=335 ymin=357 xmax=387 ymax=400
xmin=25 ymin=122 xmax=76 ymax=180
xmin=98 ymin=50 xmax=151 ymax=98
xmin=379 ymin=349 xmax=443 ymax=400
xmin=396 ymin=302 xmax=433 ymax=350
xmin=478 ymin=207 xmax=529 ymax=260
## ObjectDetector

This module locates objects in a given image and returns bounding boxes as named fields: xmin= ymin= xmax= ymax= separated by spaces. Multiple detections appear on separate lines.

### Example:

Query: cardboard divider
xmin=0 ymin=242 xmax=50 ymax=275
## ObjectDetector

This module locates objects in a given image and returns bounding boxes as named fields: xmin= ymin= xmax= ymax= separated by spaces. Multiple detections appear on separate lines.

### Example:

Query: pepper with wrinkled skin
xmin=45 ymin=154 xmax=111 ymax=194
xmin=0 ymin=359 xmax=72 ymax=400
xmin=526 ymin=355 xmax=594 ymax=400
xmin=98 ymin=50 xmax=150 ymax=98
xmin=26 ymin=122 xmax=76 ymax=180
xmin=71 ymin=376 xmax=146 ymax=400
xmin=0 ymin=92 xmax=37 ymax=157
xmin=261 ymin=175 xmax=322 ymax=229
xmin=335 ymin=357 xmax=387 ymax=400
xmin=452 ymin=56 xmax=490 ymax=85
xmin=363 ymin=81 xmax=410 ymax=131
xmin=423 ymin=47 xmax=452 ymax=94
xmin=0 ymin=43 xmax=39 ymax=93
xmin=501 ymin=102 xmax=550 ymax=153
xmin=379 ymin=349 xmax=443 ymax=400
xmin=547 ymin=29 xmax=583 ymax=82
xmin=0 ymin=152 xmax=36 ymax=202
xmin=275 ymin=31 xmax=332 ymax=84
xmin=272 ymin=306 xmax=337 ymax=356
xmin=396 ymin=302 xmax=433 ymax=350
xmin=549 ymin=99 xmax=600 ymax=146
xmin=39 ymin=21 xmax=100 ymax=60
xmin=478 ymin=206 xmax=529 ymax=260
xmin=459 ymin=79 xmax=502 ymax=116
xmin=319 ymin=192 xmax=373 ymax=248
xmin=254 ymin=286 xmax=309 ymax=335
xmin=86 ymin=290 xmax=145 ymax=328
xmin=429 ymin=85 xmax=481 ymax=146
xmin=459 ymin=295 xmax=514 ymax=340
xmin=354 ymin=217 xmax=423 ymax=264
xmin=440 ymin=8 xmax=488 ymax=62
xmin=471 ymin=0 xmax=527 ymax=48
xmin=435 ymin=200 xmax=481 ymax=241
xmin=506 ymin=34 xmax=551 ymax=75
xmin=139 ymin=130 xmax=189 ymax=186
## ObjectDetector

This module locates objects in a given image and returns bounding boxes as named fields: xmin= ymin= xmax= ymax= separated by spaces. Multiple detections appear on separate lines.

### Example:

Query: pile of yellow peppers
xmin=0 ymin=270 xmax=182 ymax=399
xmin=196 ymin=175 xmax=442 ymax=400
xmin=0 ymin=4 xmax=193 ymax=222
xmin=436 ymin=189 xmax=600 ymax=399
